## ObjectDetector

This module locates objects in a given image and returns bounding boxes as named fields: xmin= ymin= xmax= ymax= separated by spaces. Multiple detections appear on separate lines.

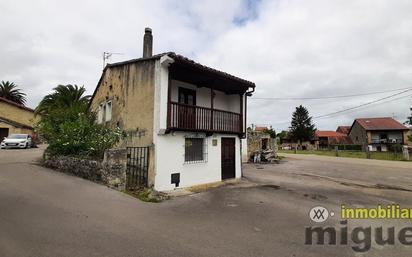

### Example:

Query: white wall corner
xmin=160 ymin=55 xmax=174 ymax=66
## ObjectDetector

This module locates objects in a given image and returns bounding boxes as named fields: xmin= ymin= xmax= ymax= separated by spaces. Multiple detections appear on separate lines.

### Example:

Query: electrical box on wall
xmin=171 ymin=173 xmax=180 ymax=187
xmin=212 ymin=139 xmax=218 ymax=146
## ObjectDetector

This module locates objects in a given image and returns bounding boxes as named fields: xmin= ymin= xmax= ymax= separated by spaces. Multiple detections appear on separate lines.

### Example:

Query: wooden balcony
xmin=167 ymin=102 xmax=243 ymax=134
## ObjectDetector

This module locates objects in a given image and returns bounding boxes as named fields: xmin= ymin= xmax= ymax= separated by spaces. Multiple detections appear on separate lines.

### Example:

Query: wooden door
xmin=221 ymin=138 xmax=236 ymax=180
xmin=0 ymin=128 xmax=9 ymax=140
xmin=178 ymin=87 xmax=196 ymax=129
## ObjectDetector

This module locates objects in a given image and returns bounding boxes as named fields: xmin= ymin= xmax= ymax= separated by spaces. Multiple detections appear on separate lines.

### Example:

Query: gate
xmin=126 ymin=147 xmax=149 ymax=190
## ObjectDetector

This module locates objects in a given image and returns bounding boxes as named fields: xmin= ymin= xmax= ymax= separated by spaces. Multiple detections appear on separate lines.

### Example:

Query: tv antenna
xmin=103 ymin=52 xmax=124 ymax=69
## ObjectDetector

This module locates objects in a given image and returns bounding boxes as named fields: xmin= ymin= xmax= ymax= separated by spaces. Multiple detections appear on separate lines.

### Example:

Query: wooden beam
xmin=167 ymin=70 xmax=172 ymax=129
xmin=240 ymin=94 xmax=243 ymax=134
xmin=210 ymin=87 xmax=215 ymax=131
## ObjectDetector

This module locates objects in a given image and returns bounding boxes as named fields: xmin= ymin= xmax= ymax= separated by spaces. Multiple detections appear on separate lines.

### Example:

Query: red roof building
xmin=315 ymin=130 xmax=352 ymax=148
xmin=348 ymin=117 xmax=409 ymax=151
xmin=336 ymin=126 xmax=351 ymax=135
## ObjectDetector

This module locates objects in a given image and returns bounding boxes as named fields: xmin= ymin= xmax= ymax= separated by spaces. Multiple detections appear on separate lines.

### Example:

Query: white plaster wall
xmin=154 ymin=57 xmax=173 ymax=134
xmin=241 ymin=138 xmax=248 ymax=162
xmin=214 ymin=90 xmax=240 ymax=113
xmin=153 ymin=132 xmax=241 ymax=191
xmin=170 ymin=80 xmax=241 ymax=113
xmin=368 ymin=145 xmax=388 ymax=152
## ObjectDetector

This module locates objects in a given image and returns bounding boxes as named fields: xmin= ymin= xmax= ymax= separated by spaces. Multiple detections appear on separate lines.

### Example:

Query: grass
xmin=124 ymin=188 xmax=168 ymax=203
xmin=278 ymin=150 xmax=411 ymax=162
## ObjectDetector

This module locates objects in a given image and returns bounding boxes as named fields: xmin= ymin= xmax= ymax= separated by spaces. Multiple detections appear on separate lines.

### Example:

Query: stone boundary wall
xmin=44 ymin=148 xmax=127 ymax=190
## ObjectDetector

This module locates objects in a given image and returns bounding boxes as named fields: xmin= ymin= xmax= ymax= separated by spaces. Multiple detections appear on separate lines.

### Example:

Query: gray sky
xmin=1 ymin=0 xmax=411 ymax=132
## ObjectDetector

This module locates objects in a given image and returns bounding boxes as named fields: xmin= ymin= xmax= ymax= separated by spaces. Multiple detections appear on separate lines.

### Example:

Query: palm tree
xmin=35 ymin=84 xmax=91 ymax=115
xmin=0 ymin=81 xmax=27 ymax=105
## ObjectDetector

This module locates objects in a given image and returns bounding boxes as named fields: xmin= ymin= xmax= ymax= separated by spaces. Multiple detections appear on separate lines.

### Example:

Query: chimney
xmin=143 ymin=27 xmax=153 ymax=58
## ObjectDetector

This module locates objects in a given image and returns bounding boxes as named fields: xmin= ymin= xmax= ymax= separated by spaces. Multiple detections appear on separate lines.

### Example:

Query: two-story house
xmin=89 ymin=28 xmax=255 ymax=191
xmin=348 ymin=117 xmax=409 ymax=152
xmin=0 ymin=97 xmax=38 ymax=140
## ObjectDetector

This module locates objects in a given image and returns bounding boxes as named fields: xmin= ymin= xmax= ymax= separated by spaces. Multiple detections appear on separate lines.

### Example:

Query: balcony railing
xmin=168 ymin=102 xmax=242 ymax=134
xmin=371 ymin=139 xmax=402 ymax=144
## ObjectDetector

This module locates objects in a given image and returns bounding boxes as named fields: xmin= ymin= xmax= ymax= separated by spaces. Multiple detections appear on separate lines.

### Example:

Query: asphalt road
xmin=1 ymin=147 xmax=412 ymax=257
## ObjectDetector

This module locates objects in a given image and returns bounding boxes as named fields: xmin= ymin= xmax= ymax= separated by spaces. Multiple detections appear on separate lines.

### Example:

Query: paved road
xmin=1 ymin=147 xmax=412 ymax=256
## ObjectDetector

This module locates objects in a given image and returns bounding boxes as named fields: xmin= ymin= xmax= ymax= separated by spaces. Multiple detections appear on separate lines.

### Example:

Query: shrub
xmin=36 ymin=107 xmax=122 ymax=159
xmin=330 ymin=144 xmax=363 ymax=151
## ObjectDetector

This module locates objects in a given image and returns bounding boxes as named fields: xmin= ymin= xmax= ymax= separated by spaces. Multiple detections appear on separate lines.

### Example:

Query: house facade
xmin=0 ymin=97 xmax=38 ymax=140
xmin=314 ymin=130 xmax=352 ymax=150
xmin=336 ymin=126 xmax=351 ymax=135
xmin=90 ymin=28 xmax=255 ymax=191
xmin=348 ymin=117 xmax=409 ymax=152
xmin=245 ymin=126 xmax=276 ymax=162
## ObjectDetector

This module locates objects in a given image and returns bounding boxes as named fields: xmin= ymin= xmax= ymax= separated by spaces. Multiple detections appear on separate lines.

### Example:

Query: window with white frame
xmin=184 ymin=137 xmax=207 ymax=163
xmin=105 ymin=101 xmax=112 ymax=121
xmin=97 ymin=101 xmax=112 ymax=123
xmin=97 ymin=104 xmax=104 ymax=124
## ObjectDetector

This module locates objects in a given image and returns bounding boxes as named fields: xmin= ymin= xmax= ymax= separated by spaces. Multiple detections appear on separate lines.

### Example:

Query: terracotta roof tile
xmin=354 ymin=117 xmax=408 ymax=131
xmin=336 ymin=126 xmax=351 ymax=134
xmin=315 ymin=130 xmax=352 ymax=144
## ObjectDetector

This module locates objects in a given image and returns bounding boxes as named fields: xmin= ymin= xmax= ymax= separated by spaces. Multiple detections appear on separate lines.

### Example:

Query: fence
xmin=126 ymin=147 xmax=150 ymax=190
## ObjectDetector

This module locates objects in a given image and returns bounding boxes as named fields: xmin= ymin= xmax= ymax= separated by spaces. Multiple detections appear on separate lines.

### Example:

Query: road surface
xmin=1 ymin=147 xmax=412 ymax=256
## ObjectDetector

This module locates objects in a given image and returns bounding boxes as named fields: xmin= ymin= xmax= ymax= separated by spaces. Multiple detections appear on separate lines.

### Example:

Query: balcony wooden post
xmin=240 ymin=94 xmax=243 ymax=134
xmin=167 ymin=71 xmax=172 ymax=129
xmin=210 ymin=87 xmax=214 ymax=131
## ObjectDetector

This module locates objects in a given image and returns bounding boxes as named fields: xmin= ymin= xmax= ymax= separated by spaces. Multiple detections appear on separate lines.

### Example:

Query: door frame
xmin=221 ymin=137 xmax=236 ymax=180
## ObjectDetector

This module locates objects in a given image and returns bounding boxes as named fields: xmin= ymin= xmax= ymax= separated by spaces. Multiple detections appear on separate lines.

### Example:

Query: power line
xmin=314 ymin=93 xmax=412 ymax=120
xmin=251 ymin=89 xmax=412 ymax=126
xmin=312 ymin=88 xmax=412 ymax=119
xmin=250 ymin=86 xmax=412 ymax=100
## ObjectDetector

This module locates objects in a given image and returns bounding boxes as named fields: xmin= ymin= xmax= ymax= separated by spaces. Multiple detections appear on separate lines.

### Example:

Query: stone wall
xmin=44 ymin=148 xmax=127 ymax=190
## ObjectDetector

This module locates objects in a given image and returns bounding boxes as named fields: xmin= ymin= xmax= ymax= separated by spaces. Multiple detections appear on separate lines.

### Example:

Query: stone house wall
xmin=348 ymin=122 xmax=369 ymax=150
xmin=89 ymin=60 xmax=156 ymax=186
xmin=44 ymin=148 xmax=127 ymax=191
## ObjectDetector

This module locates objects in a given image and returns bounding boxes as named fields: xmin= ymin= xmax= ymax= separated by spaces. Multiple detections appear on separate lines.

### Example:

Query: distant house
xmin=348 ymin=117 xmax=409 ymax=152
xmin=279 ymin=132 xmax=315 ymax=150
xmin=245 ymin=126 xmax=275 ymax=161
xmin=314 ymin=130 xmax=352 ymax=150
xmin=89 ymin=28 xmax=255 ymax=191
xmin=336 ymin=126 xmax=351 ymax=135
xmin=0 ymin=97 xmax=38 ymax=140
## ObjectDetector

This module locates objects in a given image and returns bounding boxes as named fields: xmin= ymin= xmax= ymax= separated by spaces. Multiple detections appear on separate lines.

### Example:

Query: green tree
xmin=263 ymin=127 xmax=277 ymax=138
xmin=289 ymin=105 xmax=316 ymax=144
xmin=0 ymin=81 xmax=27 ymax=105
xmin=406 ymin=106 xmax=412 ymax=142
xmin=35 ymin=84 xmax=121 ymax=158
xmin=406 ymin=106 xmax=412 ymax=126
xmin=276 ymin=130 xmax=289 ymax=144
xmin=35 ymin=84 xmax=90 ymax=115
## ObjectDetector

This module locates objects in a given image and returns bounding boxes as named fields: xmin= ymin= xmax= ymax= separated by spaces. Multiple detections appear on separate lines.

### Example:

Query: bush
xmin=35 ymin=107 xmax=122 ymax=159
xmin=330 ymin=144 xmax=362 ymax=151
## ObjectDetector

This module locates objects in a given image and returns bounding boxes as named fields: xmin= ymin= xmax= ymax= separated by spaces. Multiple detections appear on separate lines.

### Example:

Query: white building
xmin=90 ymin=28 xmax=255 ymax=191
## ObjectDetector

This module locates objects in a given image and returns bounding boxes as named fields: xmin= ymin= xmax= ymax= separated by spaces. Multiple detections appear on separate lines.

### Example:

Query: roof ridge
xmin=0 ymin=97 xmax=35 ymax=112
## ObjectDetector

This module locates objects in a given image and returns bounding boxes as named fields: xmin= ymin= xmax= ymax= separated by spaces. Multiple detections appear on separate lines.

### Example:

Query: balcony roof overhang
xmin=168 ymin=53 xmax=255 ymax=95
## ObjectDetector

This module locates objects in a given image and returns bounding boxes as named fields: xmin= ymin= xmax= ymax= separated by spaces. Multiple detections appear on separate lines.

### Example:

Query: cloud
xmin=0 ymin=0 xmax=411 ymax=131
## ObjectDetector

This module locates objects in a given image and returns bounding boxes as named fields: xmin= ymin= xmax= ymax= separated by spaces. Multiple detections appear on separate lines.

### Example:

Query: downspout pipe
xmin=244 ymin=87 xmax=255 ymax=135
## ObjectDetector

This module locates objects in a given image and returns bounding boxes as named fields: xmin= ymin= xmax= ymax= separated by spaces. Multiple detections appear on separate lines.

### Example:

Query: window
xmin=105 ymin=101 xmax=112 ymax=121
xmin=97 ymin=101 xmax=112 ymax=123
xmin=97 ymin=104 xmax=104 ymax=124
xmin=178 ymin=87 xmax=196 ymax=105
xmin=185 ymin=138 xmax=207 ymax=163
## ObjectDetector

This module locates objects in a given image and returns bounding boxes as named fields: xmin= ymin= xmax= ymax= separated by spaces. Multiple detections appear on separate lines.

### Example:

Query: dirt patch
xmin=260 ymin=184 xmax=281 ymax=190
xmin=303 ymin=193 xmax=328 ymax=201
